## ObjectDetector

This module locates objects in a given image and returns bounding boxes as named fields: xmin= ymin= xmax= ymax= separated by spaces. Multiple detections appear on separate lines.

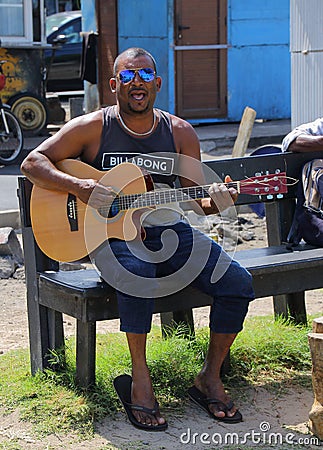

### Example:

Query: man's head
xmin=112 ymin=48 xmax=157 ymax=76
xmin=110 ymin=47 xmax=161 ymax=115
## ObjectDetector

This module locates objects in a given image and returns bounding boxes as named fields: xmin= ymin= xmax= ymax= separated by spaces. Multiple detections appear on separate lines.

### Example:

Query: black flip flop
xmin=113 ymin=374 xmax=168 ymax=431
xmin=188 ymin=385 xmax=243 ymax=423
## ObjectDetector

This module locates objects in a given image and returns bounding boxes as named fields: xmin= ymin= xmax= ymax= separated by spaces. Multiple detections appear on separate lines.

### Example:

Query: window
xmin=0 ymin=0 xmax=33 ymax=43
xmin=55 ymin=20 xmax=81 ymax=44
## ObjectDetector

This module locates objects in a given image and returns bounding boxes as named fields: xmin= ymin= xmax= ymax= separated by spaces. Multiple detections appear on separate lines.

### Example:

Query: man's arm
xmin=20 ymin=111 xmax=114 ymax=208
xmin=282 ymin=117 xmax=323 ymax=153
xmin=171 ymin=115 xmax=237 ymax=215
xmin=287 ymin=134 xmax=323 ymax=153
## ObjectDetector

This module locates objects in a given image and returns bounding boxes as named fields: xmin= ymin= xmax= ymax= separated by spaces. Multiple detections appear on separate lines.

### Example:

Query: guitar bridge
xmin=67 ymin=193 xmax=78 ymax=232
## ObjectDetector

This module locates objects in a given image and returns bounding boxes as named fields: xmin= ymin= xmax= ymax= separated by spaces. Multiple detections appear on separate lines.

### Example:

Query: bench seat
xmin=235 ymin=244 xmax=323 ymax=296
xmin=38 ymin=242 xmax=323 ymax=323
xmin=38 ymin=270 xmax=211 ymax=322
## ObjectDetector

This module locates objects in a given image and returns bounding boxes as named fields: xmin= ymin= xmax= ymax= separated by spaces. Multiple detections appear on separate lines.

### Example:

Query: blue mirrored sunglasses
xmin=117 ymin=68 xmax=156 ymax=84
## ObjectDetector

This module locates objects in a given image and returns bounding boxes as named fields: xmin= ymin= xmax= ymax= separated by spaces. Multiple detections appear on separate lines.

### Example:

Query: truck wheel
xmin=8 ymin=93 xmax=48 ymax=135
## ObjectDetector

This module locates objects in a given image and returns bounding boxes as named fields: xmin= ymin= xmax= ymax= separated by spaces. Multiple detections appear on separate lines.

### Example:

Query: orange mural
xmin=0 ymin=47 xmax=43 ymax=103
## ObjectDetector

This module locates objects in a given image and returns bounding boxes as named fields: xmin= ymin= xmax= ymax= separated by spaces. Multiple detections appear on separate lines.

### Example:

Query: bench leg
xmin=160 ymin=309 xmax=195 ymax=337
xmin=287 ymin=292 xmax=307 ymax=325
xmin=27 ymin=301 xmax=51 ymax=375
xmin=273 ymin=294 xmax=289 ymax=319
xmin=273 ymin=292 xmax=307 ymax=325
xmin=75 ymin=320 xmax=96 ymax=388
xmin=47 ymin=309 xmax=65 ymax=368
xmin=27 ymin=303 xmax=65 ymax=375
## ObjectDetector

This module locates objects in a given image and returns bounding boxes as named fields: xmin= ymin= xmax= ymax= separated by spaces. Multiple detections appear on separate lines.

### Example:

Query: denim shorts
xmin=93 ymin=221 xmax=255 ymax=334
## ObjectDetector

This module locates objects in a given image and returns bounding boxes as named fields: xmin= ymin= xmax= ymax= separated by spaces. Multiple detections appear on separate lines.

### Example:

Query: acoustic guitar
xmin=30 ymin=159 xmax=287 ymax=262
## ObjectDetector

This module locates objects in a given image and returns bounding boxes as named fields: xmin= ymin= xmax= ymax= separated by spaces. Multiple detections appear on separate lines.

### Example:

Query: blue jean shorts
xmin=93 ymin=221 xmax=254 ymax=334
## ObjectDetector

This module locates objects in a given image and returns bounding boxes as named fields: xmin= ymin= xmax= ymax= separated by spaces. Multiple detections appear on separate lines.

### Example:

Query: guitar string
xmin=73 ymin=174 xmax=297 ymax=214
xmin=105 ymin=176 xmax=291 ymax=212
xmin=103 ymin=175 xmax=297 ymax=212
xmin=114 ymin=174 xmax=297 ymax=209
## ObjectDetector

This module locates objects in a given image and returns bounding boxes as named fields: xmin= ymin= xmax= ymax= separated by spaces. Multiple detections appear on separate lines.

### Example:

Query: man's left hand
xmin=208 ymin=175 xmax=238 ymax=213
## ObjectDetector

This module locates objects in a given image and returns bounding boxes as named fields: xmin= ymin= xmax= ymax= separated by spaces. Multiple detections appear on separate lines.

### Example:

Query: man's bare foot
xmin=194 ymin=373 xmax=238 ymax=419
xmin=131 ymin=372 xmax=166 ymax=427
xmin=113 ymin=374 xmax=167 ymax=431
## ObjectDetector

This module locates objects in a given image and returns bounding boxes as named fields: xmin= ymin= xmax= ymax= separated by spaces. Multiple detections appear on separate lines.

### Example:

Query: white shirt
xmin=141 ymin=183 xmax=185 ymax=227
xmin=282 ymin=117 xmax=323 ymax=152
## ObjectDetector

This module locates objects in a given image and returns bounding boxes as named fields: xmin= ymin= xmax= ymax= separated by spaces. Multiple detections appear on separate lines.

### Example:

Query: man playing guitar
xmin=21 ymin=47 xmax=255 ymax=431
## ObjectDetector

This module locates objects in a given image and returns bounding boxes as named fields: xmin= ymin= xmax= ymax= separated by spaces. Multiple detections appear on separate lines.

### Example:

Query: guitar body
xmin=30 ymin=160 xmax=149 ymax=262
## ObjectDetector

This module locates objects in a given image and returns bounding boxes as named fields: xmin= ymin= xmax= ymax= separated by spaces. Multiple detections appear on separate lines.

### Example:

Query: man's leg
xmin=93 ymin=239 xmax=167 ymax=427
xmin=193 ymin=257 xmax=252 ymax=419
xmin=126 ymin=332 xmax=166 ymax=427
xmin=180 ymin=225 xmax=254 ymax=418
xmin=152 ymin=222 xmax=253 ymax=419
xmin=194 ymin=332 xmax=238 ymax=418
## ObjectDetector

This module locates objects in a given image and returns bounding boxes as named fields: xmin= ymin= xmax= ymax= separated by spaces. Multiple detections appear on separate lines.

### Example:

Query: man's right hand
xmin=76 ymin=179 xmax=116 ymax=208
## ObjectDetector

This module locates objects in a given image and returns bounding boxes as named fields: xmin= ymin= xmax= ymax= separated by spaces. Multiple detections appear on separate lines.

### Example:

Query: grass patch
xmin=0 ymin=349 xmax=96 ymax=438
xmin=0 ymin=314 xmax=316 ymax=439
xmin=228 ymin=315 xmax=313 ymax=388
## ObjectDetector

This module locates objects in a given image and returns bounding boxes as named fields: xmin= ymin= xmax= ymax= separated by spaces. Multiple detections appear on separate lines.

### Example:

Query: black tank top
xmin=90 ymin=105 xmax=178 ymax=187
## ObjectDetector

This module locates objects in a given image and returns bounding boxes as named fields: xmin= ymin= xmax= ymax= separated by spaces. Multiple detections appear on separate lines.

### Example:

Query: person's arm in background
xmin=282 ymin=117 xmax=323 ymax=153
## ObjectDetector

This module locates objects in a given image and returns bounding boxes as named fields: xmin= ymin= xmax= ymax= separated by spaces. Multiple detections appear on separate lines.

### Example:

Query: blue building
xmin=84 ymin=0 xmax=291 ymax=123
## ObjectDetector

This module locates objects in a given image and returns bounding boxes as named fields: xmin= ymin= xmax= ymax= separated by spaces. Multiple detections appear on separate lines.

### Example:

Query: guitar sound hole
xmin=98 ymin=197 xmax=120 ymax=218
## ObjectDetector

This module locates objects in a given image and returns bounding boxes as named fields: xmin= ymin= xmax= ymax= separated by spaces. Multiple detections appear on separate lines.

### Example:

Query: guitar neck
xmin=118 ymin=183 xmax=235 ymax=210
xmin=116 ymin=171 xmax=288 ymax=211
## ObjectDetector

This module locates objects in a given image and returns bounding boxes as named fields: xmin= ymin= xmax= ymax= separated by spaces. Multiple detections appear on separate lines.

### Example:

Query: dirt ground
xmin=0 ymin=214 xmax=322 ymax=449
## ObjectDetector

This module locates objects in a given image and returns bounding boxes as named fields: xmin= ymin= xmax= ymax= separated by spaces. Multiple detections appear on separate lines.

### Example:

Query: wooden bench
xmin=17 ymin=150 xmax=323 ymax=388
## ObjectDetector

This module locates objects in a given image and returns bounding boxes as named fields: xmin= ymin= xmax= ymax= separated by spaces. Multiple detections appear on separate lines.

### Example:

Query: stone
xmin=0 ymin=256 xmax=17 ymax=279
xmin=216 ymin=223 xmax=239 ymax=241
xmin=240 ymin=230 xmax=255 ymax=241
xmin=0 ymin=227 xmax=23 ymax=265
xmin=12 ymin=266 xmax=25 ymax=280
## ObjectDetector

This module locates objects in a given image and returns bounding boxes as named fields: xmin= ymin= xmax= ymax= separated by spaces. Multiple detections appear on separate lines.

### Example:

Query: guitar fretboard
xmin=95 ymin=171 xmax=288 ymax=216
xmin=117 ymin=183 xmax=238 ymax=211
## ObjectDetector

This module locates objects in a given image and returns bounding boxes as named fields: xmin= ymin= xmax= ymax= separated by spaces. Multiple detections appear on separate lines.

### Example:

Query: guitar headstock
xmin=238 ymin=172 xmax=288 ymax=197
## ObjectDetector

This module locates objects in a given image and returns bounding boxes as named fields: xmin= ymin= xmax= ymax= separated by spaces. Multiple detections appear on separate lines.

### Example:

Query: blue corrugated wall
xmin=116 ymin=0 xmax=291 ymax=121
xmin=118 ymin=0 xmax=170 ymax=111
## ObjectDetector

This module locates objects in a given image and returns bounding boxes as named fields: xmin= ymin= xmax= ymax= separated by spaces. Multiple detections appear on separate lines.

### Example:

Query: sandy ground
xmin=0 ymin=214 xmax=322 ymax=449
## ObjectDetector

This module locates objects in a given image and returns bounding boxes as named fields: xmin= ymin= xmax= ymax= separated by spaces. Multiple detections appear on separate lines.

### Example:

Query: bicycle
xmin=0 ymin=60 xmax=24 ymax=165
